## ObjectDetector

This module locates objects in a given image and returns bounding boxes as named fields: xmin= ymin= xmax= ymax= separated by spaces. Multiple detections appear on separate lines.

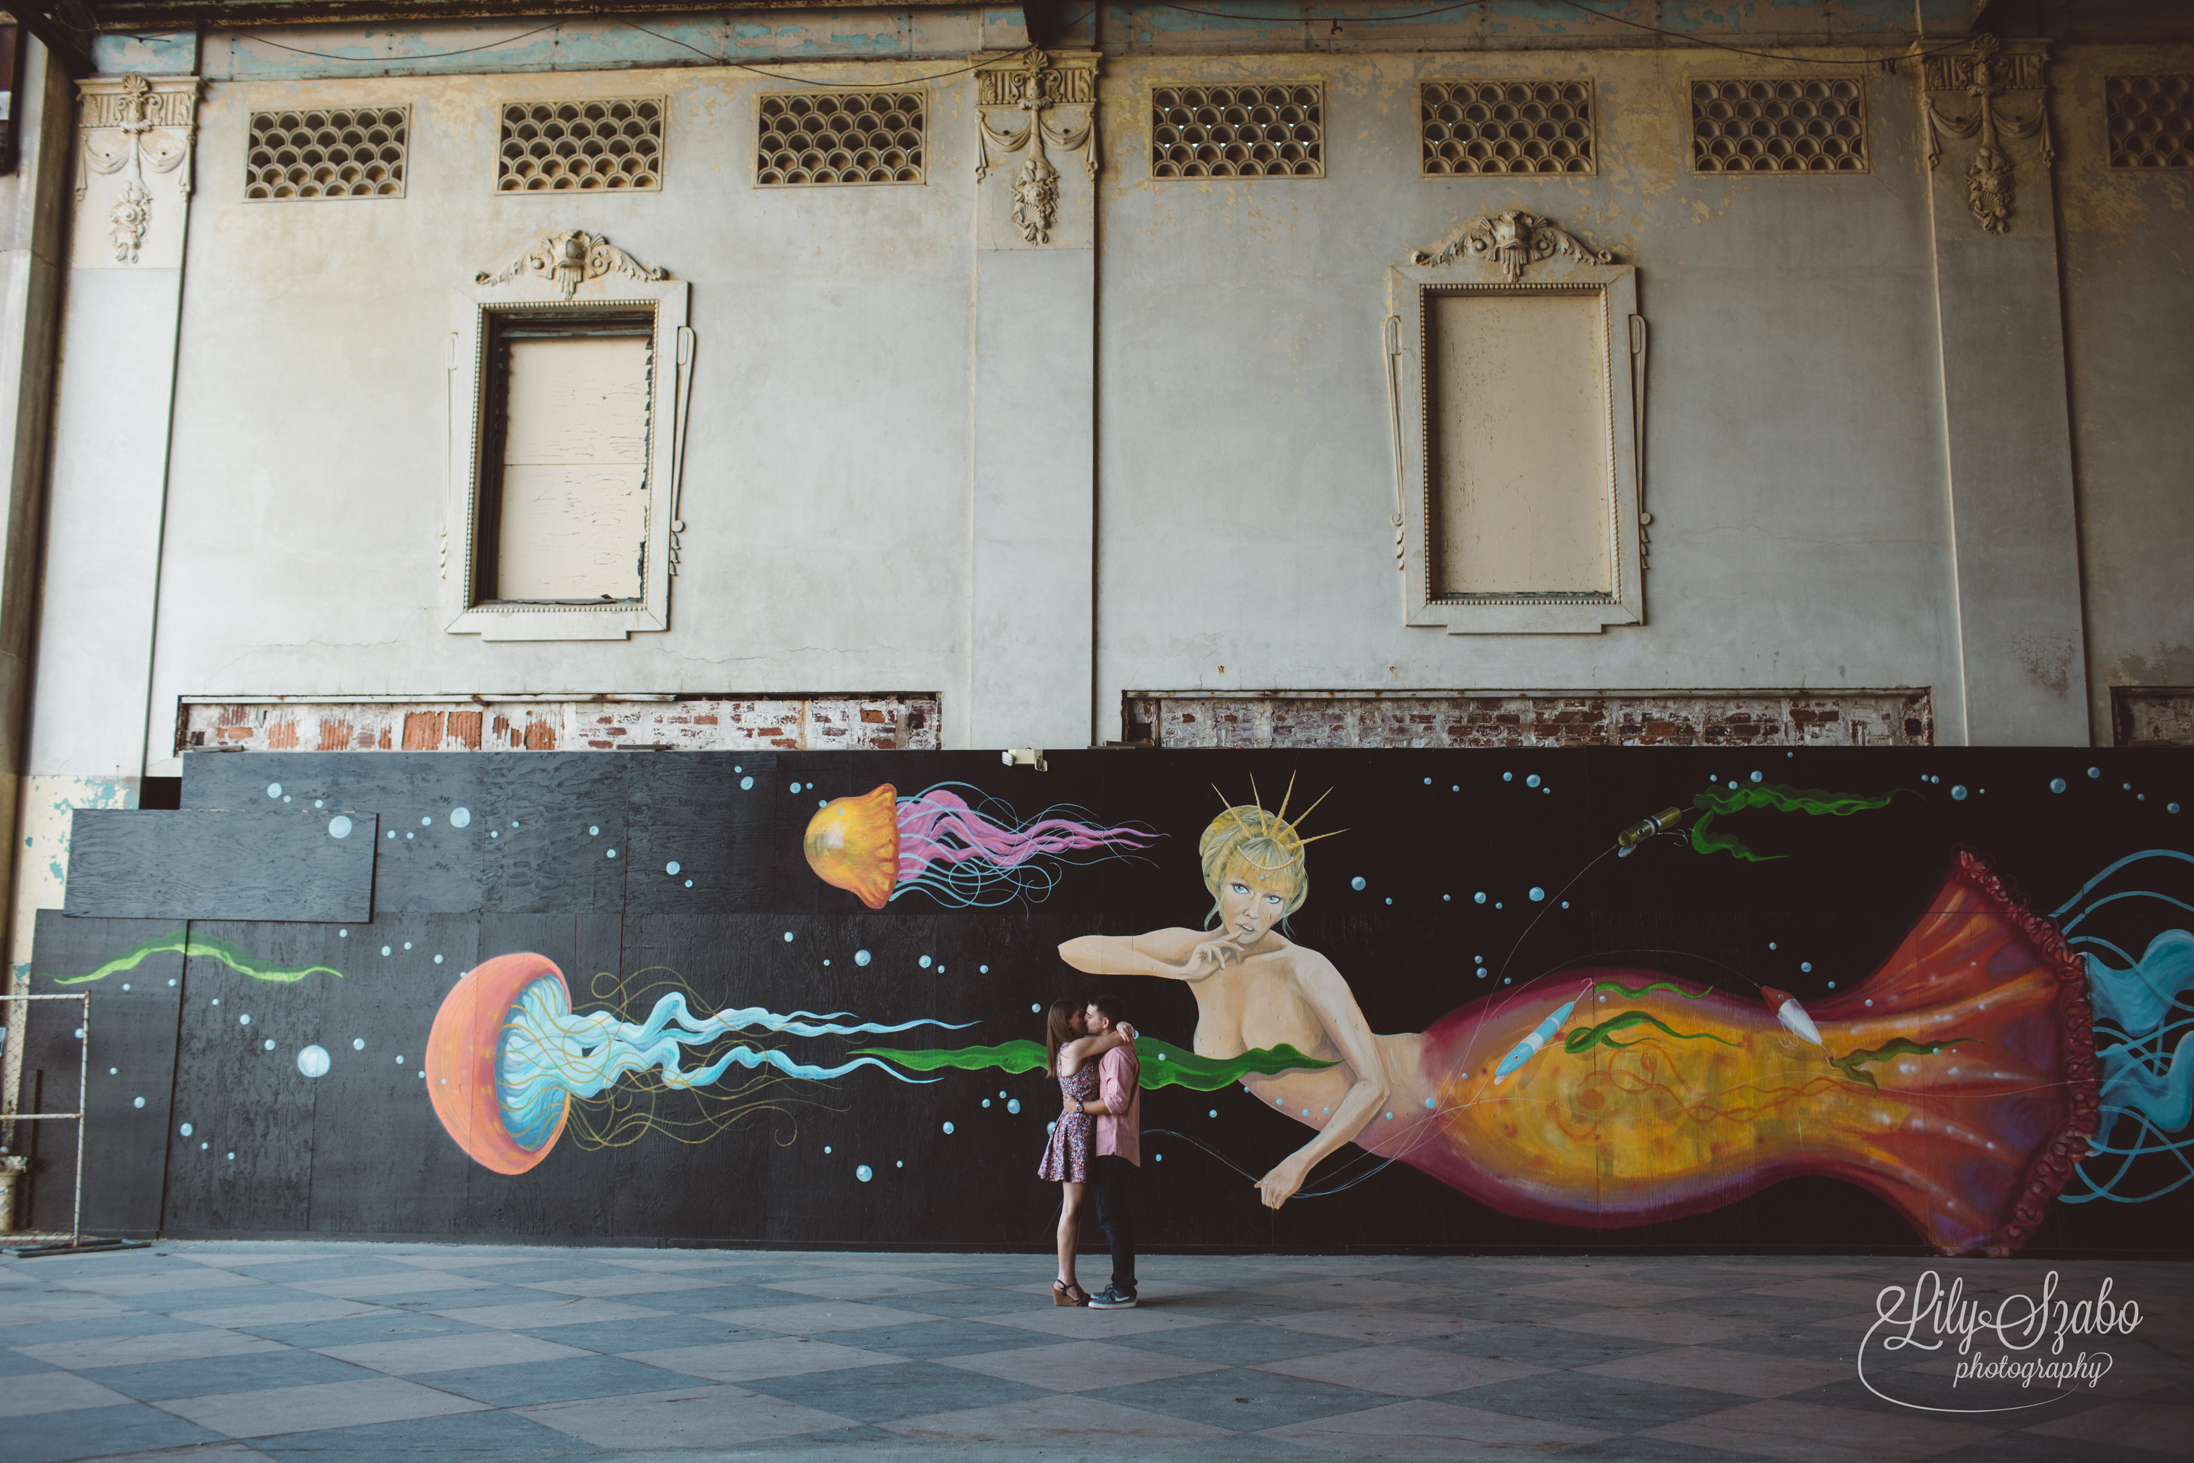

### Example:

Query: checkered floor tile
xmin=0 ymin=1244 xmax=2185 ymax=1460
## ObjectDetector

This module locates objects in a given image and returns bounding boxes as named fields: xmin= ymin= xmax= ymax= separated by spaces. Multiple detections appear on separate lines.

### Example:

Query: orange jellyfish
xmin=805 ymin=782 xmax=1156 ymax=910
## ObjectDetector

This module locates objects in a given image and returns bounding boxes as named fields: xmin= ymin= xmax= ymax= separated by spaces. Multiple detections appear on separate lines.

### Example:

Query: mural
xmin=20 ymin=749 xmax=2194 ymax=1255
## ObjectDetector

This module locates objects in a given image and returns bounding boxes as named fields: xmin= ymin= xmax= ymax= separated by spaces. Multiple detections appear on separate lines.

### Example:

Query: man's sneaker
xmin=1087 ymin=1286 xmax=1137 ymax=1309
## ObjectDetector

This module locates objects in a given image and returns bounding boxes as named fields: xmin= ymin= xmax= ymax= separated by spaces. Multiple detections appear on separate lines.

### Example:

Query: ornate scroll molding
xmin=1923 ymin=35 xmax=2053 ymax=235
xmin=1409 ymin=210 xmax=1614 ymax=282
xmin=476 ymin=230 xmax=668 ymax=299
xmin=974 ymin=50 xmax=1099 ymax=245
xmin=77 ymin=74 xmax=199 ymax=265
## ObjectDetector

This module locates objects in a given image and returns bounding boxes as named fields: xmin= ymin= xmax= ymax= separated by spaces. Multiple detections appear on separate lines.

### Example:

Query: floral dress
xmin=1038 ymin=1063 xmax=1099 ymax=1183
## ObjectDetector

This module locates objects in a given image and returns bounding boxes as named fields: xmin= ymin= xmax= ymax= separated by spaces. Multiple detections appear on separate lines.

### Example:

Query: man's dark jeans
xmin=1089 ymin=1154 xmax=1137 ymax=1294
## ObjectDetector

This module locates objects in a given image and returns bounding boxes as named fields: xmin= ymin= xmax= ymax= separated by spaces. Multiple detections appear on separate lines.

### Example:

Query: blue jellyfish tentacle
xmin=2083 ymin=930 xmax=2194 ymax=1035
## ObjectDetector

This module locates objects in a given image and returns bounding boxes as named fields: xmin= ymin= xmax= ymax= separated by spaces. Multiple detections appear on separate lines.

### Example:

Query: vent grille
xmin=756 ymin=92 xmax=926 ymax=185
xmin=1421 ymin=81 xmax=1594 ymax=176
xmin=1691 ymin=78 xmax=1867 ymax=173
xmin=498 ymin=99 xmax=664 ymax=192
xmin=246 ymin=107 xmax=408 ymax=200
xmin=2107 ymin=75 xmax=2194 ymax=168
xmin=1151 ymin=83 xmax=1324 ymax=179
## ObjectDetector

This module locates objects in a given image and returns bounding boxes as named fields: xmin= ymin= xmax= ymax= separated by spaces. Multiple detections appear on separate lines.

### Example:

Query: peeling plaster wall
xmin=145 ymin=61 xmax=979 ymax=762
xmin=2050 ymin=43 xmax=2194 ymax=743
xmin=1094 ymin=48 xmax=1961 ymax=740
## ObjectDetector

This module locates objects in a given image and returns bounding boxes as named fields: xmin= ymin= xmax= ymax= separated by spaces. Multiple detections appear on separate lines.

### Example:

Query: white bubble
xmin=1209 ymin=1109 xmax=1217 ymax=1119
xmin=108 ymin=1067 xmax=117 ymax=1075
xmin=327 ymin=815 xmax=354 ymax=839
xmin=1525 ymin=774 xmax=1541 ymax=788
xmin=1951 ymin=785 xmax=1969 ymax=801
xmin=589 ymin=825 xmax=600 ymax=836
xmin=382 ymin=946 xmax=391 ymax=956
xmin=1750 ymin=771 xmax=1762 ymax=782
xmin=1474 ymin=892 xmax=1486 ymax=904
xmin=1503 ymin=772 xmax=1513 ymax=782
xmin=266 ymin=783 xmax=282 ymax=799
xmin=824 ymin=1145 xmax=831 ymax=1153
xmin=1529 ymin=887 xmax=1545 ymax=901
xmin=200 ymin=1142 xmax=208 ymax=1150
xmin=404 ymin=942 xmax=412 ymax=950
xmin=943 ymin=1122 xmax=955 ymax=1134
xmin=239 ymin=1013 xmax=252 ymax=1026
xmin=784 ymin=932 xmax=795 ymax=943
xmin=226 ymin=1152 xmax=234 ymax=1160
xmin=919 ymin=955 xmax=932 ymax=968
xmin=1351 ymin=876 xmax=1366 ymax=891
xmin=667 ymin=861 xmax=681 ymax=875
xmin=133 ymin=1096 xmax=145 ymax=1108
xmin=684 ymin=881 xmax=692 ymax=888
xmin=791 ymin=782 xmax=802 ymax=794
xmin=315 ymin=800 xmax=324 ymax=809
xmin=607 ymin=849 xmax=618 ymax=859
xmin=981 ymin=965 xmax=990 ymax=974
xmin=2050 ymin=778 xmax=2067 ymax=794
xmin=338 ymin=932 xmax=346 ymax=938
xmin=1800 ymin=962 xmax=1812 ymax=973
xmin=395 ymin=1055 xmax=404 ymax=1064
xmin=856 ymin=1165 xmax=873 ymax=1182
xmin=982 ymin=1098 xmax=991 ymax=1108
xmin=855 ymin=950 xmax=872 ymax=967
xmin=434 ymin=955 xmax=444 ymax=965
xmin=1031 ymin=1003 xmax=1040 ymax=1013
xmin=352 ymin=1038 xmax=365 ymax=1050
xmin=740 ymin=776 xmax=754 ymax=790
xmin=263 ymin=1039 xmax=275 ymax=1051
xmin=450 ymin=807 xmax=472 ymax=828
xmin=1007 ymin=1099 xmax=1021 ymax=1114
xmin=405 ymin=833 xmax=413 ymax=840
xmin=179 ymin=1122 xmax=193 ymax=1136
xmin=297 ymin=1045 xmax=330 ymax=1078
xmin=420 ymin=816 xmax=432 ymax=827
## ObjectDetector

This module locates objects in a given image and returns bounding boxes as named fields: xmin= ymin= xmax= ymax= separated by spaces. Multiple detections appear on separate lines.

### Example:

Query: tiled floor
xmin=1 ymin=1245 xmax=2188 ymax=1461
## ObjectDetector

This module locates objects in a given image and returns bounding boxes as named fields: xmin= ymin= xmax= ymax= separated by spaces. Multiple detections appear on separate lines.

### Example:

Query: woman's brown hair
xmin=1043 ymin=999 xmax=1081 ymax=1077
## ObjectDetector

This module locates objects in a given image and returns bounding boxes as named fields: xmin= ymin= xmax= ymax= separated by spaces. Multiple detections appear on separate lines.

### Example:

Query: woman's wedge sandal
xmin=1052 ymin=1280 xmax=1090 ymax=1306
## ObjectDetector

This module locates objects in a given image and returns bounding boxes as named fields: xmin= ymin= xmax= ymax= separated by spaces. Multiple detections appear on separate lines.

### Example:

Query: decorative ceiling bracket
xmin=974 ymin=49 xmax=1099 ymax=245
xmin=1922 ymin=34 xmax=2052 ymax=236
xmin=476 ymin=230 xmax=668 ymax=299
xmin=1409 ymin=210 xmax=1614 ymax=282
xmin=78 ymin=73 xmax=199 ymax=265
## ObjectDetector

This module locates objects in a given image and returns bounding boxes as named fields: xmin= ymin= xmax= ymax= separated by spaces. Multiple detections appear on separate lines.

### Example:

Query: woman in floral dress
xmin=1038 ymin=999 xmax=1134 ymax=1304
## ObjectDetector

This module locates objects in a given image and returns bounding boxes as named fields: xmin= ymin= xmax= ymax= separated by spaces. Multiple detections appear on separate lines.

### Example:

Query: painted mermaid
xmin=1061 ymin=789 xmax=2100 ymax=1255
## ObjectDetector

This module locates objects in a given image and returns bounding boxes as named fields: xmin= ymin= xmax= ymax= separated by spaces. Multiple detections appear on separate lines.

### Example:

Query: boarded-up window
xmin=475 ymin=314 xmax=653 ymax=604
xmin=1426 ymin=288 xmax=1613 ymax=599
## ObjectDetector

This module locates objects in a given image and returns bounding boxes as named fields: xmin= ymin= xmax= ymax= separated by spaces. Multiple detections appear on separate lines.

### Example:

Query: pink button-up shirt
xmin=1095 ymin=1042 xmax=1141 ymax=1165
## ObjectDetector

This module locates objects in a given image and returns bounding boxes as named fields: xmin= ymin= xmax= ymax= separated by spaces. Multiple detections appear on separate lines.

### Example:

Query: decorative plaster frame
xmin=446 ymin=231 xmax=692 ymax=641
xmin=1388 ymin=215 xmax=1643 ymax=634
xmin=77 ymin=73 xmax=199 ymax=265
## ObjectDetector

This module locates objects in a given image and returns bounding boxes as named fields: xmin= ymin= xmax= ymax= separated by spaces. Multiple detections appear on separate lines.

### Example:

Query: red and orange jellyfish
xmin=804 ymin=782 xmax=1155 ymax=910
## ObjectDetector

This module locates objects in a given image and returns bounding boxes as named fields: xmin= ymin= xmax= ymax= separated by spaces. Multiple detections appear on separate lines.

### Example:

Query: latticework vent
xmin=1691 ymin=78 xmax=1867 ymax=173
xmin=2107 ymin=75 xmax=2194 ymax=168
xmin=756 ymin=92 xmax=925 ymax=185
xmin=1420 ymin=81 xmax=1594 ymax=176
xmin=246 ymin=107 xmax=407 ymax=200
xmin=1151 ymin=84 xmax=1323 ymax=179
xmin=498 ymin=99 xmax=664 ymax=192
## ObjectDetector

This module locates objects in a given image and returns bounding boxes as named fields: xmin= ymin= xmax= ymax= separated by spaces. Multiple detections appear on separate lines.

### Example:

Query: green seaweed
xmin=1688 ymin=783 xmax=1897 ymax=863
xmin=1591 ymin=979 xmax=1712 ymax=1001
xmin=1562 ymin=1010 xmax=1741 ymax=1056
xmin=1829 ymin=1036 xmax=1979 ymax=1094
xmin=47 ymin=930 xmax=345 ymax=986
xmin=854 ymin=1037 xmax=1335 ymax=1091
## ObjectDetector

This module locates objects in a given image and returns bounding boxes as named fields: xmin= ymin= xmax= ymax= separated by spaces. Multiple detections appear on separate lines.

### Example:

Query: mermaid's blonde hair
xmin=1197 ymin=778 xmax=1338 ymax=925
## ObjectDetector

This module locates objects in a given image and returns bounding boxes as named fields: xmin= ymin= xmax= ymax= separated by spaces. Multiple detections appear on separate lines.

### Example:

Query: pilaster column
xmin=965 ymin=49 xmax=1098 ymax=750
xmin=1921 ymin=37 xmax=2089 ymax=744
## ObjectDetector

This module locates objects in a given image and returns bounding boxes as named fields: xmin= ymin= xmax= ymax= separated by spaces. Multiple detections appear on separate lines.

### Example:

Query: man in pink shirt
xmin=1069 ymin=994 xmax=1140 ymax=1308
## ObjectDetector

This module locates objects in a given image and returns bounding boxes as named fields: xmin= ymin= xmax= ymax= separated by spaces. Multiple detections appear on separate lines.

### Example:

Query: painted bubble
xmin=327 ymin=815 xmax=353 ymax=839
xmin=263 ymin=1039 xmax=276 ymax=1051
xmin=943 ymin=1122 xmax=955 ymax=1134
xmin=588 ymin=825 xmax=600 ymax=836
xmin=666 ymin=861 xmax=681 ymax=876
xmin=982 ymin=1098 xmax=992 ymax=1108
xmin=1031 ymin=1003 xmax=1040 ymax=1013
xmin=683 ymin=880 xmax=694 ymax=888
xmin=266 ymin=783 xmax=282 ymax=799
xmin=1951 ymin=785 xmax=1969 ymax=801
xmin=352 ymin=1038 xmax=366 ymax=1050
xmin=981 ymin=965 xmax=990 ymax=974
xmin=2050 ymin=778 xmax=2068 ymax=794
xmin=2089 ymin=767 xmax=2102 ymax=778
xmin=740 ymin=776 xmax=754 ymax=790
xmin=791 ymin=782 xmax=802 ymax=794
xmin=2172 ymin=804 xmax=2183 ymax=815
xmin=1801 ymin=961 xmax=1813 ymax=973
xmin=856 ymin=1164 xmax=873 ymax=1182
xmin=781 ymin=932 xmax=794 ymax=943
xmin=1503 ymin=772 xmax=1513 ymax=782
xmin=382 ymin=946 xmax=392 ymax=956
xmin=434 ymin=955 xmax=444 ymax=965
xmin=451 ymin=807 xmax=473 ymax=829
xmin=315 ymin=800 xmax=324 ymax=809
xmin=606 ymin=849 xmax=618 ymax=859
xmin=405 ymin=942 xmax=413 ymax=950
xmin=239 ymin=1013 xmax=252 ymax=1026
xmin=226 ymin=1153 xmax=234 ymax=1161
xmin=1351 ymin=876 xmax=1366 ymax=891
xmin=855 ymin=950 xmax=872 ymax=967
xmin=1525 ymin=774 xmax=1541 ymax=788
xmin=1750 ymin=771 xmax=1762 ymax=782
xmin=919 ymin=955 xmax=933 ymax=968
xmin=133 ymin=1096 xmax=145 ymax=1108
xmin=421 ymin=816 xmax=433 ymax=827
xmin=297 ymin=1045 xmax=331 ymax=1079
xmin=1474 ymin=892 xmax=1486 ymax=904
xmin=1529 ymin=887 xmax=1545 ymax=902
xmin=1007 ymin=1099 xmax=1021 ymax=1114
xmin=1209 ymin=1109 xmax=1218 ymax=1118
xmin=179 ymin=1122 xmax=193 ymax=1136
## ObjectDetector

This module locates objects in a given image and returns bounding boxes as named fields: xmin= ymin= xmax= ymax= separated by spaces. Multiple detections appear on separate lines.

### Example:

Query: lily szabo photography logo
xmin=1859 ymin=1270 xmax=2143 ymax=1414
